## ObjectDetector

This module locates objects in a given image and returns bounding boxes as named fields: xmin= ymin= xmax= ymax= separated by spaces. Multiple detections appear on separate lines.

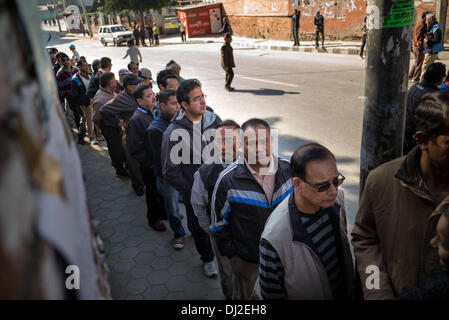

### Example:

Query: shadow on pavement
xmin=234 ymin=88 xmax=300 ymax=96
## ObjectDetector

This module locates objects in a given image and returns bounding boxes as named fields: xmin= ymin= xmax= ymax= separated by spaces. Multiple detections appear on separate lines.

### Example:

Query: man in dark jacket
xmin=398 ymin=206 xmax=449 ymax=300
xmin=290 ymin=9 xmax=301 ymax=46
xmin=71 ymin=59 xmax=91 ymax=145
xmin=161 ymin=79 xmax=221 ymax=278
xmin=211 ymin=118 xmax=292 ymax=299
xmin=133 ymin=25 xmax=140 ymax=46
xmin=421 ymin=13 xmax=443 ymax=81
xmin=409 ymin=11 xmax=429 ymax=82
xmin=87 ymin=57 xmax=112 ymax=100
xmin=219 ymin=16 xmax=232 ymax=35
xmin=221 ymin=34 xmax=235 ymax=92
xmin=99 ymin=74 xmax=142 ymax=180
xmin=314 ymin=10 xmax=325 ymax=48
xmin=148 ymin=90 xmax=186 ymax=248
xmin=127 ymin=84 xmax=166 ymax=231
xmin=352 ymin=90 xmax=449 ymax=299
xmin=403 ymin=62 xmax=445 ymax=154
xmin=191 ymin=119 xmax=241 ymax=299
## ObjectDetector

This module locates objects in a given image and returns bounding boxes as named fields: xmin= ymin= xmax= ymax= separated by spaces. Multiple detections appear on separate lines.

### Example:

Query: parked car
xmin=98 ymin=25 xmax=133 ymax=47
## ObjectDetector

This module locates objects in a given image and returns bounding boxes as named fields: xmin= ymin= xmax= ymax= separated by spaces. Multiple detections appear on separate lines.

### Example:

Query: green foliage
xmin=104 ymin=0 xmax=174 ymax=14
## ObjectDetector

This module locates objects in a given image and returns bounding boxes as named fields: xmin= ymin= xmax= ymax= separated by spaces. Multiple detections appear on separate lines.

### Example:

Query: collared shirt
xmin=245 ymin=154 xmax=276 ymax=205
xmin=79 ymin=73 xmax=90 ymax=89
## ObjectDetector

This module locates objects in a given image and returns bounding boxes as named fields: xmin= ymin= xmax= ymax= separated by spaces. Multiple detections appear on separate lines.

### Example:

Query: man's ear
xmin=181 ymin=101 xmax=189 ymax=110
xmin=414 ymin=131 xmax=430 ymax=150
xmin=292 ymin=177 xmax=302 ymax=190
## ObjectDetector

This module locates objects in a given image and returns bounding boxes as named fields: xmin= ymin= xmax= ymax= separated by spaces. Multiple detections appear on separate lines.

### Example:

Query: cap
xmin=166 ymin=63 xmax=181 ymax=73
xmin=119 ymin=68 xmax=131 ymax=76
xmin=139 ymin=67 xmax=152 ymax=80
xmin=123 ymin=74 xmax=143 ymax=86
xmin=316 ymin=10 xmax=320 ymax=15
xmin=69 ymin=44 xmax=76 ymax=49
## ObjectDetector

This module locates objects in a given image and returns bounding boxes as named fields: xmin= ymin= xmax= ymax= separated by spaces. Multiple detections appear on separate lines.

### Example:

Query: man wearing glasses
xmin=258 ymin=143 xmax=355 ymax=300
xmin=161 ymin=79 xmax=222 ymax=278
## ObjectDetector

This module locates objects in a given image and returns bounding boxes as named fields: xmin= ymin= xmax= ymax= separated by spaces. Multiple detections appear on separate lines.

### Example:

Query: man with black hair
xmin=56 ymin=52 xmax=78 ymax=114
xmin=421 ymin=13 xmax=443 ymax=81
xmin=191 ymin=119 xmax=241 ymax=299
xmin=148 ymin=90 xmax=185 ymax=247
xmin=92 ymin=72 xmax=117 ymax=144
xmin=314 ymin=10 xmax=325 ymax=48
xmin=87 ymin=57 xmax=112 ymax=99
xmin=258 ymin=143 xmax=354 ymax=300
xmin=290 ymin=9 xmax=301 ymax=47
xmin=127 ymin=84 xmax=166 ymax=231
xmin=123 ymin=40 xmax=142 ymax=66
xmin=352 ymin=90 xmax=449 ymax=299
xmin=211 ymin=118 xmax=292 ymax=299
xmin=162 ymin=79 xmax=221 ymax=277
xmin=128 ymin=61 xmax=139 ymax=76
xmin=71 ymin=59 xmax=92 ymax=144
xmin=221 ymin=33 xmax=235 ymax=92
xmin=403 ymin=62 xmax=446 ymax=154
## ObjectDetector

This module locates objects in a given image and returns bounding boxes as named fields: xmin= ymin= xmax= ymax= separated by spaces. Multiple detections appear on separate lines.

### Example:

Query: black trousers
xmin=292 ymin=26 xmax=299 ymax=45
xmin=101 ymin=126 xmax=127 ymax=174
xmin=140 ymin=164 xmax=166 ymax=225
xmin=181 ymin=31 xmax=186 ymax=42
xmin=140 ymin=35 xmax=146 ymax=46
xmin=360 ymin=34 xmax=367 ymax=57
xmin=225 ymin=68 xmax=234 ymax=88
xmin=315 ymin=29 xmax=324 ymax=47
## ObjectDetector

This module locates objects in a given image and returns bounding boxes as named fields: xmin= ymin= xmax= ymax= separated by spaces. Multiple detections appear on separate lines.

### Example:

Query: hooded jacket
xmin=161 ymin=108 xmax=222 ymax=196
xmin=351 ymin=146 xmax=447 ymax=299
xmin=99 ymin=91 xmax=138 ymax=127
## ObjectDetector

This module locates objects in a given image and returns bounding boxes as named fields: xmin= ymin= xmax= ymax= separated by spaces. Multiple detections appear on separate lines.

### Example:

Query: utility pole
xmin=79 ymin=0 xmax=93 ymax=38
xmin=52 ymin=0 xmax=62 ymax=32
xmin=359 ymin=0 xmax=413 ymax=196
xmin=436 ymin=0 xmax=448 ymax=40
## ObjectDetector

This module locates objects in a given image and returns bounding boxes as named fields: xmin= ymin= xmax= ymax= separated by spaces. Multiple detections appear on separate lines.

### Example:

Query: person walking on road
xmin=314 ymin=10 xmax=325 ymax=49
xmin=258 ymin=144 xmax=355 ymax=300
xmin=290 ymin=9 xmax=301 ymax=47
xmin=179 ymin=21 xmax=186 ymax=43
xmin=409 ymin=11 xmax=429 ymax=82
xmin=221 ymin=33 xmax=236 ymax=92
xmin=69 ymin=44 xmax=80 ymax=63
xmin=161 ymin=79 xmax=221 ymax=278
xmin=123 ymin=40 xmax=142 ymax=65
xmin=421 ymin=13 xmax=443 ymax=81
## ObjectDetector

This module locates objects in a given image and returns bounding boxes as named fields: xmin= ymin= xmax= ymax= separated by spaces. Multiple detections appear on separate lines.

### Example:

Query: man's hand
xmin=223 ymin=66 xmax=229 ymax=72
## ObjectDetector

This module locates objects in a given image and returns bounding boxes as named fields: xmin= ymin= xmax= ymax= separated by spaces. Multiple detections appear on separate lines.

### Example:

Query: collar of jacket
xmin=99 ymin=87 xmax=114 ymax=96
xmin=173 ymin=107 xmax=217 ymax=130
xmin=288 ymin=192 xmax=342 ymax=255
xmin=233 ymin=154 xmax=285 ymax=188
xmin=394 ymin=146 xmax=435 ymax=203
xmin=419 ymin=79 xmax=439 ymax=89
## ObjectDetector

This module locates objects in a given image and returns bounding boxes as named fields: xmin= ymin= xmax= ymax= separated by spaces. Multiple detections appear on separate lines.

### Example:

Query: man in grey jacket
xmin=161 ymin=79 xmax=221 ymax=278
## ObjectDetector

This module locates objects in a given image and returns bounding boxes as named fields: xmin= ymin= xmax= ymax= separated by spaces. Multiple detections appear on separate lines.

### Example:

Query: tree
xmin=104 ymin=0 xmax=174 ymax=15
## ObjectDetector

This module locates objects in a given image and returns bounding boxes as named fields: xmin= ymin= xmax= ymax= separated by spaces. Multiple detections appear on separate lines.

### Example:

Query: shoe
xmin=97 ymin=136 xmax=105 ymax=142
xmin=91 ymin=138 xmax=98 ymax=145
xmin=115 ymin=170 xmax=130 ymax=180
xmin=78 ymin=138 xmax=88 ymax=145
xmin=203 ymin=261 xmax=218 ymax=278
xmin=150 ymin=220 xmax=167 ymax=232
xmin=173 ymin=237 xmax=184 ymax=250
xmin=134 ymin=187 xmax=144 ymax=197
xmin=225 ymin=86 xmax=235 ymax=92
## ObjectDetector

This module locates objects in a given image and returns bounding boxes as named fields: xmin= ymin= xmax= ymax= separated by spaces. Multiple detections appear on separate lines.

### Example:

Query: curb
xmin=232 ymin=41 xmax=361 ymax=55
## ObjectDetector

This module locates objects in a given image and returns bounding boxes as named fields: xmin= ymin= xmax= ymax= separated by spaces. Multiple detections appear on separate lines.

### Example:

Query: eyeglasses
xmin=61 ymin=58 xmax=69 ymax=62
xmin=301 ymin=173 xmax=345 ymax=192
xmin=190 ymin=94 xmax=207 ymax=103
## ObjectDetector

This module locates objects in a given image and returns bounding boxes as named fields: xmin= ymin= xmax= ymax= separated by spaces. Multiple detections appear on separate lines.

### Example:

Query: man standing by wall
xmin=221 ymin=33 xmax=235 ymax=92
xmin=290 ymin=9 xmax=301 ymax=47
xmin=314 ymin=10 xmax=325 ymax=49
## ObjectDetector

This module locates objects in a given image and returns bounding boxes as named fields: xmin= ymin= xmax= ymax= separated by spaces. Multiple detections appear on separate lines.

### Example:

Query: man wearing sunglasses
xmin=258 ymin=143 xmax=355 ymax=300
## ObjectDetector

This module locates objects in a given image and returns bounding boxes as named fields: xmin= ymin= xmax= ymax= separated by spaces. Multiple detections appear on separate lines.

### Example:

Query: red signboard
xmin=177 ymin=4 xmax=221 ymax=37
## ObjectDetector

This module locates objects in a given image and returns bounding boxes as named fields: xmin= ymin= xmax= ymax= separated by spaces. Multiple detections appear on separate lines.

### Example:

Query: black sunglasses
xmin=301 ymin=173 xmax=345 ymax=192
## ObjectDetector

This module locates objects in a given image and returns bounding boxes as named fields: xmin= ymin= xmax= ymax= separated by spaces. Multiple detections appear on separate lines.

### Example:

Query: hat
xmin=69 ymin=44 xmax=76 ymax=49
xmin=316 ymin=10 xmax=320 ymax=15
xmin=139 ymin=67 xmax=152 ymax=80
xmin=119 ymin=68 xmax=130 ymax=76
xmin=123 ymin=74 xmax=143 ymax=86
xmin=166 ymin=63 xmax=181 ymax=73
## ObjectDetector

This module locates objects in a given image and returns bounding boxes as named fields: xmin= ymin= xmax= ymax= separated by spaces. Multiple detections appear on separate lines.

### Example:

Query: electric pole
xmin=359 ymin=0 xmax=413 ymax=196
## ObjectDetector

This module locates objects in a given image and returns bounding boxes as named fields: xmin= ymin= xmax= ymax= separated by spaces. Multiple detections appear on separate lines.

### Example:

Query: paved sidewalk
xmin=77 ymin=141 xmax=224 ymax=300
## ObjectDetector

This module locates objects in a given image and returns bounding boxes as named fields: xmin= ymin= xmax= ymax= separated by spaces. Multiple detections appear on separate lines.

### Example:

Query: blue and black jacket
xmin=210 ymin=156 xmax=292 ymax=263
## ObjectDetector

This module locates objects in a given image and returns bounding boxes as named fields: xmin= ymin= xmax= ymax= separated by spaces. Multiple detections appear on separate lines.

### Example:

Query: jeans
xmin=315 ymin=29 xmax=324 ymax=47
xmin=157 ymin=178 xmax=185 ymax=238
xmin=184 ymin=194 xmax=215 ymax=263
xmin=225 ymin=68 xmax=234 ymax=88
xmin=292 ymin=26 xmax=299 ymax=45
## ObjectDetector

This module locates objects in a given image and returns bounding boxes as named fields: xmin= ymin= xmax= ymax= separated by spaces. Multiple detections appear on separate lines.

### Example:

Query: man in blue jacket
xmin=71 ymin=59 xmax=91 ymax=144
xmin=421 ymin=13 xmax=443 ymax=81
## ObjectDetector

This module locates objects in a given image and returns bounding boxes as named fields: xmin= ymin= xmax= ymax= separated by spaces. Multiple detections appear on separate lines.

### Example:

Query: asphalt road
xmin=47 ymin=31 xmax=369 ymax=229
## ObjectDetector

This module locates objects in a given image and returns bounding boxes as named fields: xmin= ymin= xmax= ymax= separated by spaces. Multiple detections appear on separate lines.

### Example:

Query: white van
xmin=98 ymin=25 xmax=133 ymax=47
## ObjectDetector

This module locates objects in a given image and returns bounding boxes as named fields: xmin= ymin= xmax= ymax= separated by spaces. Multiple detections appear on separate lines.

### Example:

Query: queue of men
xmin=50 ymin=44 xmax=449 ymax=300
